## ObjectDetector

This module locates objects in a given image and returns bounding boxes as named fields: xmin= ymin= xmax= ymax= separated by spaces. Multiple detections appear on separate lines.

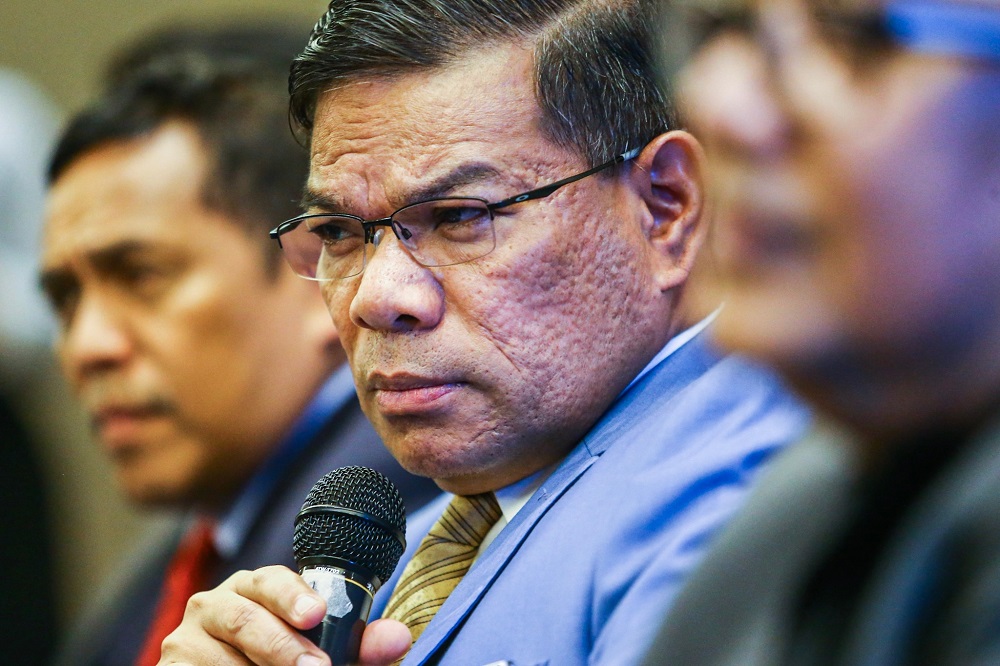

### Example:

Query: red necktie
xmin=135 ymin=519 xmax=219 ymax=666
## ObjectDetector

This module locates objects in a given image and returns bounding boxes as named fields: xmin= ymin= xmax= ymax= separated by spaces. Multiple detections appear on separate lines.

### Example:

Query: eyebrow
xmin=300 ymin=162 xmax=506 ymax=215
xmin=91 ymin=240 xmax=161 ymax=270
xmin=39 ymin=240 xmax=161 ymax=289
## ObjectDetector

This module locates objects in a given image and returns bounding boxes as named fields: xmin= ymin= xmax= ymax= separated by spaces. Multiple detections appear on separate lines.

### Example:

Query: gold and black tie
xmin=383 ymin=492 xmax=502 ymax=647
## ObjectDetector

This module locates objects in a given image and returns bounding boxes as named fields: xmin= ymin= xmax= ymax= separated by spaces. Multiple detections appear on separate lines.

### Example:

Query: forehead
xmin=305 ymin=44 xmax=578 ymax=209
xmin=43 ymin=123 xmax=213 ymax=260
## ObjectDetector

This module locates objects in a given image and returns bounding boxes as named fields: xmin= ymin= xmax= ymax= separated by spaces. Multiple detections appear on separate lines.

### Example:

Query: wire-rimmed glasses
xmin=270 ymin=146 xmax=641 ymax=281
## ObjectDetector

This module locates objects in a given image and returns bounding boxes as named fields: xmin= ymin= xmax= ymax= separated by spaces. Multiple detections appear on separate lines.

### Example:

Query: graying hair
xmin=289 ymin=0 xmax=675 ymax=167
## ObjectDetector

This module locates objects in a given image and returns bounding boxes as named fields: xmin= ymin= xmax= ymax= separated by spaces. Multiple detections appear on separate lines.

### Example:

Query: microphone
xmin=293 ymin=466 xmax=407 ymax=665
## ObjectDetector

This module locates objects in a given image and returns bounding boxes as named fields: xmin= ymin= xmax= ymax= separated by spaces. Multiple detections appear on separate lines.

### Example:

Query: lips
xmin=90 ymin=402 xmax=172 ymax=454
xmin=367 ymin=372 xmax=465 ymax=415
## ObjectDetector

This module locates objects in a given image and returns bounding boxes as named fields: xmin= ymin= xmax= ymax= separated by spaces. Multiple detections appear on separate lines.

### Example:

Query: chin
xmin=392 ymin=448 xmax=457 ymax=482
xmin=122 ymin=487 xmax=186 ymax=509
xmin=396 ymin=447 xmax=497 ymax=494
xmin=116 ymin=467 xmax=196 ymax=509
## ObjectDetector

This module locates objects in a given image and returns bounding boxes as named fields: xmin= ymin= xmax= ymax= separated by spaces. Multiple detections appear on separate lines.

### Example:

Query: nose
xmin=679 ymin=33 xmax=792 ymax=160
xmin=59 ymin=291 xmax=134 ymax=383
xmin=348 ymin=230 xmax=445 ymax=332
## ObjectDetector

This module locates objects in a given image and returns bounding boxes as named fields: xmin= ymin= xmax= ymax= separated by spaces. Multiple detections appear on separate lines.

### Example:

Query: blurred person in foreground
xmin=641 ymin=1 xmax=1000 ymax=664
xmin=155 ymin=1 xmax=809 ymax=665
xmin=40 ymin=24 xmax=439 ymax=666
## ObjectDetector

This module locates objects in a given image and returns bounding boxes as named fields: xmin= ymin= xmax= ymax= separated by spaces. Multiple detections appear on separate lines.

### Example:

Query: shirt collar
xmin=622 ymin=306 xmax=721 ymax=395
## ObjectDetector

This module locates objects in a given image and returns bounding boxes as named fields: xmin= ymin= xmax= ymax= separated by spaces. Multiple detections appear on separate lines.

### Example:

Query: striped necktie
xmin=383 ymin=492 xmax=502 ymax=646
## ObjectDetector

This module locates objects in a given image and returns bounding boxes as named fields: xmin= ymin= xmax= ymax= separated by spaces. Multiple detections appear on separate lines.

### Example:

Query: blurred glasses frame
xmin=269 ymin=146 xmax=641 ymax=281
xmin=658 ymin=0 xmax=1000 ymax=84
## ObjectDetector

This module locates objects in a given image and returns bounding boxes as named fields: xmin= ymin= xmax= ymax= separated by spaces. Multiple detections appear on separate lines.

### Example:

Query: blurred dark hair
xmin=289 ymin=0 xmax=675 ymax=168
xmin=49 ymin=22 xmax=312 ymax=268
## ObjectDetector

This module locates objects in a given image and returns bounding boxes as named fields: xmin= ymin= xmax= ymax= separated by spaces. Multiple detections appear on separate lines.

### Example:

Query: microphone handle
xmin=300 ymin=565 xmax=376 ymax=665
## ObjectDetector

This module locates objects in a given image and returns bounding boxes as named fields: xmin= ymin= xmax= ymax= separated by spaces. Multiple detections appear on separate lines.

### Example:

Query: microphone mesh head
xmin=293 ymin=466 xmax=406 ymax=587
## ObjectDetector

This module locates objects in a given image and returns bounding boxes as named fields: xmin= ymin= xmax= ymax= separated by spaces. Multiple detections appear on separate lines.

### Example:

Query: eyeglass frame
xmin=269 ymin=145 xmax=642 ymax=280
xmin=658 ymin=0 xmax=1000 ymax=83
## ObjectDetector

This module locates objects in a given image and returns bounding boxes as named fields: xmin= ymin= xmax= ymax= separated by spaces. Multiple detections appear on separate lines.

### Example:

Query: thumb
xmin=357 ymin=618 xmax=412 ymax=665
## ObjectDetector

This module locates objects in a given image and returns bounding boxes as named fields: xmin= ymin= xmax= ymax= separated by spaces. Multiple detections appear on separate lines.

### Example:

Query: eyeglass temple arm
xmin=488 ymin=146 xmax=643 ymax=211
xmin=269 ymin=219 xmax=298 ymax=240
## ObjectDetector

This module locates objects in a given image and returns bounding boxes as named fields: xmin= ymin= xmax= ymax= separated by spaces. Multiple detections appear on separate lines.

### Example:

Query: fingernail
xmin=294 ymin=594 xmax=323 ymax=618
xmin=296 ymin=655 xmax=325 ymax=666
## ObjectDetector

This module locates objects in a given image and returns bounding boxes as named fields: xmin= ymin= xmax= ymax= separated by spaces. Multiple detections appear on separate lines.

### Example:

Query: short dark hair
xmin=289 ymin=0 xmax=675 ymax=168
xmin=49 ymin=23 xmax=311 ymax=267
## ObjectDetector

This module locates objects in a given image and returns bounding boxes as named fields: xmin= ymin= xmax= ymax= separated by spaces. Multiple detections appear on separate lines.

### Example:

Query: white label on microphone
xmin=302 ymin=567 xmax=354 ymax=619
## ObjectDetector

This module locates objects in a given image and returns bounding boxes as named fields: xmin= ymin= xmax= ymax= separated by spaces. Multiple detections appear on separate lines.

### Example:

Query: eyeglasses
xmin=270 ymin=147 xmax=641 ymax=281
xmin=658 ymin=0 xmax=1000 ymax=83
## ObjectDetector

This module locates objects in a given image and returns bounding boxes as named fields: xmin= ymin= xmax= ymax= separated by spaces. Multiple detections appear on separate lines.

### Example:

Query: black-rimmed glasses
xmin=270 ymin=146 xmax=641 ymax=281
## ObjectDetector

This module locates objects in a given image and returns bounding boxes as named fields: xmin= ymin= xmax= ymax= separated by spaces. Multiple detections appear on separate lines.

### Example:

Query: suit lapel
xmin=401 ymin=440 xmax=599 ymax=664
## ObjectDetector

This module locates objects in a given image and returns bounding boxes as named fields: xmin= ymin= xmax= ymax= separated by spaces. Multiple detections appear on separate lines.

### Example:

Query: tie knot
xmin=433 ymin=492 xmax=502 ymax=547
xmin=382 ymin=492 xmax=503 ymax=646
xmin=182 ymin=517 xmax=219 ymax=564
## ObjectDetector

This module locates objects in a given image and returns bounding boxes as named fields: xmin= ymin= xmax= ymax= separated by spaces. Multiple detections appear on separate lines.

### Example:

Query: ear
xmin=629 ymin=130 xmax=707 ymax=293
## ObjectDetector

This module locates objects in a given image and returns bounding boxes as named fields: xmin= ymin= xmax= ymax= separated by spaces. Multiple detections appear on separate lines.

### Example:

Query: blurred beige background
xmin=0 ymin=0 xmax=328 ymax=630
xmin=1 ymin=0 xmax=327 ymax=110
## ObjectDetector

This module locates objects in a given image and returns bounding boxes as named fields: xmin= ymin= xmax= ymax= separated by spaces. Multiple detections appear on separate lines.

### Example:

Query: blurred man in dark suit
xmin=642 ymin=2 xmax=1000 ymax=664
xmin=40 ymin=24 xmax=439 ymax=666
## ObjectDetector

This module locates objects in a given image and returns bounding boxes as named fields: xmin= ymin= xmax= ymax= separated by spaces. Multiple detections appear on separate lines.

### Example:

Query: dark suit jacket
xmin=641 ymin=416 xmax=1000 ymax=666
xmin=52 ymin=393 xmax=440 ymax=666
xmin=2 ymin=394 xmax=59 ymax=666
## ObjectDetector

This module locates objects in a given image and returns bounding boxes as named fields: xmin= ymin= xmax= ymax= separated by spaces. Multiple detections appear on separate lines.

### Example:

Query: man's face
xmin=677 ymin=0 xmax=1000 ymax=434
xmin=42 ymin=122 xmax=334 ymax=508
xmin=308 ymin=45 xmax=675 ymax=494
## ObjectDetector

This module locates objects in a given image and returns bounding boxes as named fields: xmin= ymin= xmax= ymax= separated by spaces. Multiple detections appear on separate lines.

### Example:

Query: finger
xmin=158 ymin=626 xmax=252 ymax=666
xmin=229 ymin=565 xmax=328 ymax=630
xmin=357 ymin=618 xmax=413 ymax=665
xmin=186 ymin=586 xmax=329 ymax=666
xmin=171 ymin=568 xmax=329 ymax=666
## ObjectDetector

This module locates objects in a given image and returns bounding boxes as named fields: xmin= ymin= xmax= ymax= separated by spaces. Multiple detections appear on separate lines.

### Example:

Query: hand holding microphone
xmin=153 ymin=466 xmax=412 ymax=666
xmin=294 ymin=466 xmax=408 ymax=665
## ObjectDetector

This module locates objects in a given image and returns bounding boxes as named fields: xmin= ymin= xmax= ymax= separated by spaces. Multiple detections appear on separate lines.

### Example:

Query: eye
xmin=41 ymin=272 xmax=81 ymax=328
xmin=120 ymin=254 xmax=179 ymax=287
xmin=103 ymin=249 xmax=186 ymax=303
xmin=308 ymin=216 xmax=364 ymax=245
xmin=422 ymin=201 xmax=493 ymax=245
xmin=430 ymin=204 xmax=489 ymax=228
xmin=118 ymin=261 xmax=160 ymax=285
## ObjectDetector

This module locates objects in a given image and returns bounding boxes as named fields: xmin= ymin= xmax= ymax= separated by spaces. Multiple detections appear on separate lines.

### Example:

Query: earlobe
xmin=632 ymin=130 xmax=707 ymax=292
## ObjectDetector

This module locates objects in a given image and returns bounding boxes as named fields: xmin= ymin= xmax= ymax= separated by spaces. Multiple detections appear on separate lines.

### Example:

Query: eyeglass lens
xmin=279 ymin=198 xmax=497 ymax=281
